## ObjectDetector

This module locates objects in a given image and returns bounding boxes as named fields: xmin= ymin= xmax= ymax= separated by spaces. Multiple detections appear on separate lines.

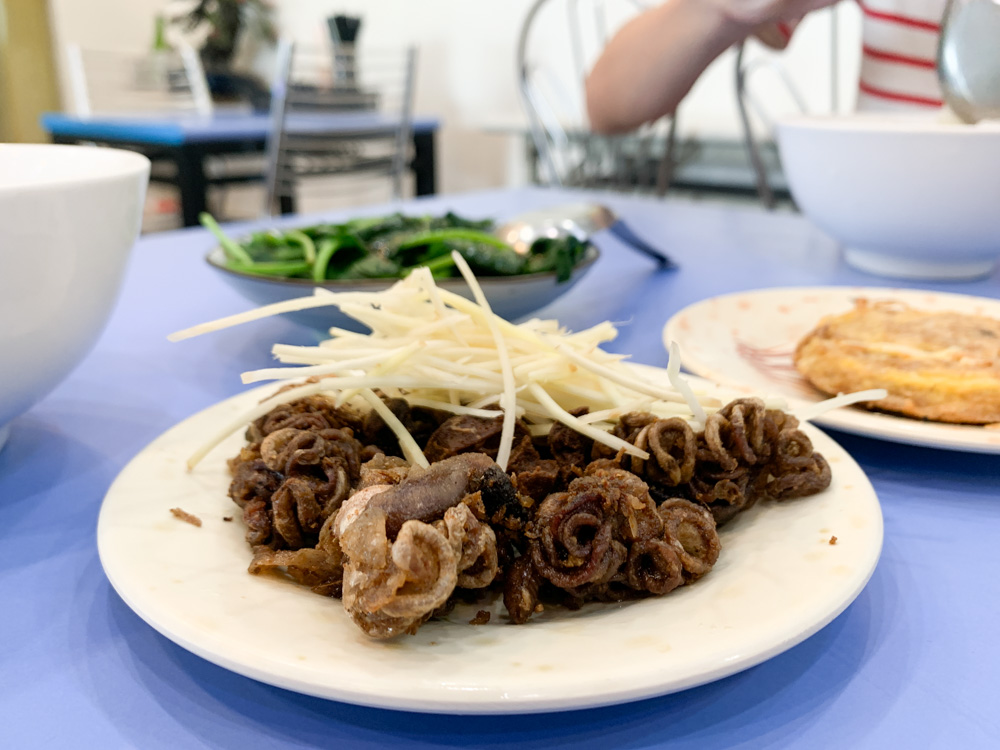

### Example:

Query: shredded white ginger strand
xmin=667 ymin=341 xmax=708 ymax=430
xmin=795 ymin=389 xmax=889 ymax=422
xmin=449 ymin=251 xmax=518 ymax=471
xmin=171 ymin=268 xmax=724 ymax=469
xmin=357 ymin=388 xmax=429 ymax=468
xmin=167 ymin=289 xmax=369 ymax=342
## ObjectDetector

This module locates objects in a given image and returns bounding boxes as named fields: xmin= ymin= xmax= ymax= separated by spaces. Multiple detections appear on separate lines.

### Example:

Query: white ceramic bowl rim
xmin=0 ymin=143 xmax=151 ymax=194
xmin=776 ymin=112 xmax=1000 ymax=134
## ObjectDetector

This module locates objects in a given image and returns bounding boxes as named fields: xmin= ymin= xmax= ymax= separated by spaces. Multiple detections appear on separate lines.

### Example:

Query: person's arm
xmin=585 ymin=0 xmax=837 ymax=134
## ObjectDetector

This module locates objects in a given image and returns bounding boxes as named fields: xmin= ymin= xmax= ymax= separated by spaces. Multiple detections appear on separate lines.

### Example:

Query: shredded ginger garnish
xmin=171 ymin=254 xmax=727 ymax=470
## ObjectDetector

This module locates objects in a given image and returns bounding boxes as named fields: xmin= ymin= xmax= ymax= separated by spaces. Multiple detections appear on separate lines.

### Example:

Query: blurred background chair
xmin=66 ymin=43 xmax=211 ymax=229
xmin=516 ymin=0 xmax=678 ymax=195
xmin=65 ymin=43 xmax=213 ymax=118
xmin=263 ymin=40 xmax=418 ymax=216
xmin=734 ymin=5 xmax=844 ymax=209
xmin=65 ymin=42 xmax=264 ymax=227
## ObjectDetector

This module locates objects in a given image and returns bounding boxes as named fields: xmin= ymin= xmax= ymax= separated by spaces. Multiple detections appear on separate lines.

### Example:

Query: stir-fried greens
xmin=202 ymin=211 xmax=590 ymax=283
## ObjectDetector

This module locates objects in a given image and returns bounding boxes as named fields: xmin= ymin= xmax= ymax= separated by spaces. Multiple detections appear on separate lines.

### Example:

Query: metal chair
xmin=516 ymin=0 xmax=678 ymax=195
xmin=263 ymin=41 xmax=418 ymax=216
xmin=65 ymin=43 xmax=213 ymax=119
xmin=64 ymin=43 xmax=216 ymax=228
xmin=64 ymin=43 xmax=262 ymax=224
xmin=735 ymin=6 xmax=844 ymax=208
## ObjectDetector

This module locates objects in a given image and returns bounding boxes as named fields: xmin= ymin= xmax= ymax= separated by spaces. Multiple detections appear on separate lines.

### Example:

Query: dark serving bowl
xmin=206 ymin=243 xmax=600 ymax=332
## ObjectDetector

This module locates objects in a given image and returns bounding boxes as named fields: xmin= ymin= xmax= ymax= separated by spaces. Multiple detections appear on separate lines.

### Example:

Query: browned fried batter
xmin=503 ymin=554 xmax=543 ymax=625
xmin=795 ymin=299 xmax=1000 ymax=424
xmin=225 ymin=393 xmax=832 ymax=637
xmin=170 ymin=507 xmax=202 ymax=527
xmin=658 ymin=498 xmax=721 ymax=580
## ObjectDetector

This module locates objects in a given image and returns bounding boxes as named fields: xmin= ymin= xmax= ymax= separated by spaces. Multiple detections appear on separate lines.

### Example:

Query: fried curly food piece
xmin=361 ymin=397 xmax=448 ymax=457
xmin=227 ymin=425 xmax=363 ymax=549
xmin=794 ymin=299 xmax=1000 ymax=424
xmin=422 ymin=413 xmax=536 ymax=467
xmin=269 ymin=477 xmax=324 ymax=548
xmin=546 ymin=408 xmax=594 ymax=481
xmin=423 ymin=413 xmax=503 ymax=463
xmin=355 ymin=453 xmax=410 ymax=490
xmin=436 ymin=503 xmax=499 ymax=589
xmin=529 ymin=467 xmax=663 ymax=591
xmin=246 ymin=394 xmax=363 ymax=443
xmin=599 ymin=399 xmax=830 ymax=527
xmin=657 ymin=498 xmax=721 ymax=580
xmin=623 ymin=537 xmax=684 ymax=595
xmin=503 ymin=554 xmax=543 ymax=625
xmin=227 ymin=393 xmax=831 ymax=636
xmin=339 ymin=505 xmax=457 ymax=638
xmin=229 ymin=458 xmax=281 ymax=509
xmin=249 ymin=546 xmax=344 ymax=596
xmin=506 ymin=435 xmax=561 ymax=502
xmin=601 ymin=416 xmax=698 ymax=487
xmin=353 ymin=452 xmax=517 ymax=539
xmin=331 ymin=454 xmax=509 ymax=638
xmin=233 ymin=456 xmax=351 ymax=549
xmin=338 ymin=502 xmax=499 ymax=639
xmin=514 ymin=467 xmax=710 ymax=620
xmin=689 ymin=398 xmax=831 ymax=525
xmin=248 ymin=511 xmax=344 ymax=595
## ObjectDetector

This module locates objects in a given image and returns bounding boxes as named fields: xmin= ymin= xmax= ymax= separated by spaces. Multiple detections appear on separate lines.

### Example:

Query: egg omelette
xmin=793 ymin=299 xmax=1000 ymax=424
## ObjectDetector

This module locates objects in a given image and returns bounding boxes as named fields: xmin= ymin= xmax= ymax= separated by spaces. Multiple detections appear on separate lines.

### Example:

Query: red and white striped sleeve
xmin=855 ymin=0 xmax=948 ymax=112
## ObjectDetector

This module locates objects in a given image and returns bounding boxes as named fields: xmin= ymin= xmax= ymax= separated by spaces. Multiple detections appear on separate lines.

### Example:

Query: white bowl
xmin=776 ymin=113 xmax=1000 ymax=280
xmin=0 ymin=144 xmax=150 ymax=453
xmin=205 ymin=243 xmax=600 ymax=332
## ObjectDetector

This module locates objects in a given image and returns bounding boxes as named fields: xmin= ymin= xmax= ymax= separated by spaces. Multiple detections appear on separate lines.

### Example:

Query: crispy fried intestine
xmin=226 ymin=394 xmax=831 ymax=636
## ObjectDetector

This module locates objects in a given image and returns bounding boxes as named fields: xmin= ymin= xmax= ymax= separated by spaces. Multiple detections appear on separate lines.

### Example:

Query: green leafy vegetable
xmin=525 ymin=235 xmax=589 ymax=282
xmin=203 ymin=211 xmax=591 ymax=283
xmin=200 ymin=212 xmax=253 ymax=266
xmin=284 ymin=230 xmax=316 ymax=264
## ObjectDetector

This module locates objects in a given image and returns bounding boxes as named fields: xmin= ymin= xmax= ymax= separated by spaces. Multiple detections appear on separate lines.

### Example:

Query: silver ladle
xmin=937 ymin=0 xmax=1000 ymax=123
xmin=495 ymin=203 xmax=676 ymax=268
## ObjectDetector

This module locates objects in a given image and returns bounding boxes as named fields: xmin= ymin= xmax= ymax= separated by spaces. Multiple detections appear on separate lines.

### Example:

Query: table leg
xmin=411 ymin=131 xmax=437 ymax=196
xmin=173 ymin=146 xmax=209 ymax=227
xmin=279 ymin=195 xmax=296 ymax=215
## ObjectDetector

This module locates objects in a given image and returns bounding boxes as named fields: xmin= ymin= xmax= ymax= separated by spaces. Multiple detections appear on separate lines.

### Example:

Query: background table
xmin=2 ymin=187 xmax=998 ymax=748
xmin=41 ymin=111 xmax=441 ymax=227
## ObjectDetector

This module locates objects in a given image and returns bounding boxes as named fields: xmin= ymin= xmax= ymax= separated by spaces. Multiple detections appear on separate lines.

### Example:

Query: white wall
xmin=47 ymin=0 xmax=863 ymax=194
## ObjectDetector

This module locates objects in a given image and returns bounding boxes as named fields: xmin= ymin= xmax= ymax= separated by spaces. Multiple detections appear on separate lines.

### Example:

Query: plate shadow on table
xmin=824 ymin=428 xmax=1000 ymax=501
xmin=76 ymin=540 xmax=913 ymax=750
xmin=1 ymin=416 xmax=124 ymax=569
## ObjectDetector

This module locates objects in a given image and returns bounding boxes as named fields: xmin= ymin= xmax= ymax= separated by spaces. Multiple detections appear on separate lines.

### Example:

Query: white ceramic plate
xmin=664 ymin=286 xmax=1000 ymax=454
xmin=97 ymin=377 xmax=882 ymax=714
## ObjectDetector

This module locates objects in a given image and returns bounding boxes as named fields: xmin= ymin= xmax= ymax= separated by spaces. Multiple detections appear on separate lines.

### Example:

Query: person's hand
xmin=585 ymin=0 xmax=842 ymax=133
xmin=752 ymin=19 xmax=799 ymax=50
xmin=705 ymin=0 xmax=839 ymax=30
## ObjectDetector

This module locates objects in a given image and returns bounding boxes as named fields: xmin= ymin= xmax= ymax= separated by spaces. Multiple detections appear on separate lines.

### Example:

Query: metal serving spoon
xmin=937 ymin=0 xmax=1000 ymax=123
xmin=495 ymin=203 xmax=677 ymax=268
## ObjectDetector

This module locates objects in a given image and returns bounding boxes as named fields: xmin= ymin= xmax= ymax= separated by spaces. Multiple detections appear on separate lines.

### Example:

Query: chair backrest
xmin=734 ymin=6 xmax=843 ymax=207
xmin=516 ymin=0 xmax=677 ymax=194
xmin=262 ymin=40 xmax=418 ymax=216
xmin=65 ymin=43 xmax=212 ymax=118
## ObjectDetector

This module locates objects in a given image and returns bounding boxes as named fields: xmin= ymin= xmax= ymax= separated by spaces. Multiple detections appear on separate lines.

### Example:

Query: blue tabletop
xmin=2 ymin=186 xmax=999 ymax=749
xmin=41 ymin=111 xmax=441 ymax=146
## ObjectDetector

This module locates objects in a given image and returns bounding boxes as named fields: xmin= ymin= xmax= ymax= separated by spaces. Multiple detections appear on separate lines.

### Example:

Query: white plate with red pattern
xmin=663 ymin=286 xmax=1000 ymax=454
xmin=97 ymin=376 xmax=882 ymax=714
